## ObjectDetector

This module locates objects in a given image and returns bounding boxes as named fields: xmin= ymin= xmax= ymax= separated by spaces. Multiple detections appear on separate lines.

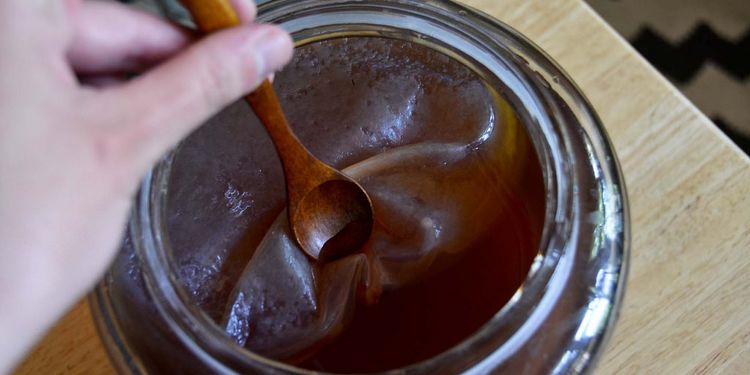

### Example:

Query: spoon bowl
xmin=181 ymin=0 xmax=375 ymax=259
xmin=292 ymin=178 xmax=373 ymax=261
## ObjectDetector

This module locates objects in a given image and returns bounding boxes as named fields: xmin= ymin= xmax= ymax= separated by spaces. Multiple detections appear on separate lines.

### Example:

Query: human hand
xmin=0 ymin=0 xmax=292 ymax=371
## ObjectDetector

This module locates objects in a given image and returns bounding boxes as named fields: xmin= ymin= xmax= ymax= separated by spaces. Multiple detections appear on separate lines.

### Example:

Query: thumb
xmin=105 ymin=23 xmax=293 ymax=173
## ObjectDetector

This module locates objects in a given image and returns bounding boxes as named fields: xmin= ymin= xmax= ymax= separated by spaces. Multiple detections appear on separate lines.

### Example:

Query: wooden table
xmin=14 ymin=0 xmax=750 ymax=373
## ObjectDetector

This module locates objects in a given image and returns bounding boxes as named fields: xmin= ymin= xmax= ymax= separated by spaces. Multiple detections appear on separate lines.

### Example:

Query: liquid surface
xmin=164 ymin=37 xmax=545 ymax=373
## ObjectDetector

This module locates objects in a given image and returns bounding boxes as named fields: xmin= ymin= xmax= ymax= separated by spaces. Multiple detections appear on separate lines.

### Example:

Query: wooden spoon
xmin=180 ymin=0 xmax=374 ymax=261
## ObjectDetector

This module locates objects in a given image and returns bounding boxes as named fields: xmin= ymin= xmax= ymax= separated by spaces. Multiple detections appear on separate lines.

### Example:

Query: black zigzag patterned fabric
xmin=587 ymin=0 xmax=750 ymax=155
xmin=632 ymin=24 xmax=749 ymax=84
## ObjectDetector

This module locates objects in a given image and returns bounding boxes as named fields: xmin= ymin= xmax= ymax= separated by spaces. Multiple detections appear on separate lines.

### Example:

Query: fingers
xmin=105 ymin=23 xmax=293 ymax=173
xmin=229 ymin=0 xmax=257 ymax=23
xmin=78 ymin=74 xmax=128 ymax=89
xmin=67 ymin=1 xmax=193 ymax=75
xmin=67 ymin=0 xmax=259 ymax=76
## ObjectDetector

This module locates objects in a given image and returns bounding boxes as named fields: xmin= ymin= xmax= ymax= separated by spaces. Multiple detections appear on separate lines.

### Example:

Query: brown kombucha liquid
xmin=301 ymin=151 xmax=544 ymax=372
xmin=153 ymin=36 xmax=546 ymax=373
xmin=270 ymin=38 xmax=545 ymax=372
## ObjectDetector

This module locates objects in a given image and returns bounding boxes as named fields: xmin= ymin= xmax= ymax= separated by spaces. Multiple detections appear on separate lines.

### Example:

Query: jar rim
xmin=122 ymin=1 xmax=629 ymax=374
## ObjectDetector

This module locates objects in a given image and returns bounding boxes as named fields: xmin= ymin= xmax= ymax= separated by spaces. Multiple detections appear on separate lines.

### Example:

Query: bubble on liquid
xmin=224 ymin=182 xmax=253 ymax=218
xmin=178 ymin=254 xmax=226 ymax=307
xmin=225 ymin=292 xmax=251 ymax=346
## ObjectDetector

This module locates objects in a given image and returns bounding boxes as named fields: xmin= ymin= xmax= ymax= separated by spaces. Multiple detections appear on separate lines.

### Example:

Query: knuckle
xmin=89 ymin=126 xmax=141 ymax=195
xmin=195 ymin=50 xmax=241 ymax=110
xmin=83 ymin=102 xmax=139 ymax=169
xmin=90 ymin=127 xmax=131 ymax=167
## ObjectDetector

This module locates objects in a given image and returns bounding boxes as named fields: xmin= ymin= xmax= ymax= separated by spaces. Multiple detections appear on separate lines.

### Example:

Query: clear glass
xmin=91 ymin=1 xmax=629 ymax=374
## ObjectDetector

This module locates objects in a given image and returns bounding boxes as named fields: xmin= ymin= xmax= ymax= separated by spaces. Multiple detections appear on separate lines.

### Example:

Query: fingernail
xmin=252 ymin=27 xmax=293 ymax=80
xmin=230 ymin=0 xmax=257 ymax=23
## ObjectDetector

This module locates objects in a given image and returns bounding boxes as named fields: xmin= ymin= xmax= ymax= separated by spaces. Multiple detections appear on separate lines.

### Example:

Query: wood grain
xmin=13 ymin=0 xmax=750 ymax=374
xmin=13 ymin=300 xmax=114 ymax=374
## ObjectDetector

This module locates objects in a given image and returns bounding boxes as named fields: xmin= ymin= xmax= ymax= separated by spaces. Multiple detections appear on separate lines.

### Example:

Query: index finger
xmin=68 ymin=1 xmax=193 ymax=75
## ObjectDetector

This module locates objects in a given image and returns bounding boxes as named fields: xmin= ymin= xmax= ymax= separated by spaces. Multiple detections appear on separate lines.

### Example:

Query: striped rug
xmin=587 ymin=0 xmax=750 ymax=154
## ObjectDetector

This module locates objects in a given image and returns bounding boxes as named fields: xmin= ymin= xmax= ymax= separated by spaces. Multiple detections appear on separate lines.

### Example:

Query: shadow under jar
xmin=91 ymin=1 xmax=629 ymax=374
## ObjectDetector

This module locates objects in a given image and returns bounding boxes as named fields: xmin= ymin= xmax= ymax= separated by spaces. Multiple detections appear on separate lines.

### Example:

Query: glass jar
xmin=91 ymin=0 xmax=629 ymax=374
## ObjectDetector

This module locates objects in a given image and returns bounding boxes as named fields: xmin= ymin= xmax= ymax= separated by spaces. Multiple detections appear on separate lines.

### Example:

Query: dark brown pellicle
xmin=159 ymin=36 xmax=546 ymax=373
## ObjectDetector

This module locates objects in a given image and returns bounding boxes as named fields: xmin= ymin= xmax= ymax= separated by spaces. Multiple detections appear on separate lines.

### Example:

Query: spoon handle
xmin=180 ymin=0 xmax=330 ymax=197
xmin=180 ymin=0 xmax=373 ymax=260
xmin=180 ymin=0 xmax=240 ymax=31
xmin=245 ymin=81 xmax=328 ymax=198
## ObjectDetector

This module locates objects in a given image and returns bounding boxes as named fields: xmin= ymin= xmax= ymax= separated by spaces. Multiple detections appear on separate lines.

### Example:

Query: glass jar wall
xmin=92 ymin=1 xmax=629 ymax=374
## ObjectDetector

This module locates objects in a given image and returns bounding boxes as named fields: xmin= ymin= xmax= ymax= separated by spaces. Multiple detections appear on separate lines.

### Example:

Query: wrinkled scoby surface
xmin=166 ymin=37 xmax=545 ymax=372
